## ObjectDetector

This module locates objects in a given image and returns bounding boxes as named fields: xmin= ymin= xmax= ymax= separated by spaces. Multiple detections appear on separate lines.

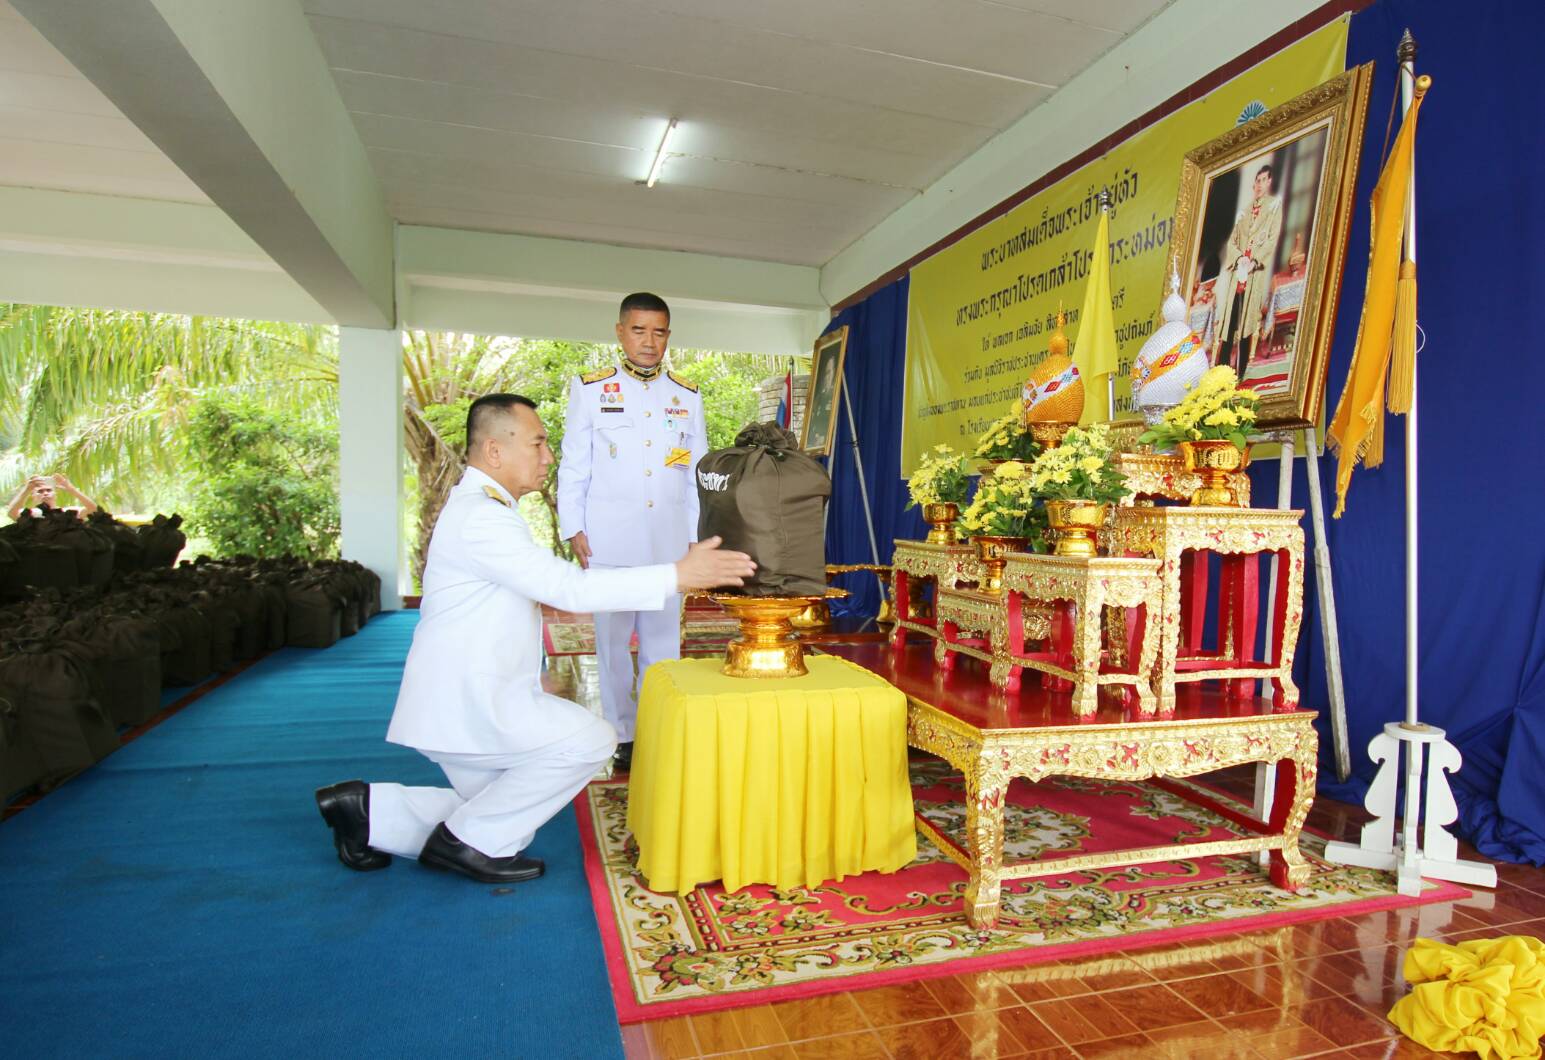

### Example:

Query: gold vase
xmin=922 ymin=501 xmax=961 ymax=545
xmin=1044 ymin=500 xmax=1110 ymax=557
xmin=1029 ymin=421 xmax=1074 ymax=449
xmin=713 ymin=590 xmax=848 ymax=678
xmin=971 ymin=535 xmax=1029 ymax=593
xmin=1178 ymin=440 xmax=1251 ymax=506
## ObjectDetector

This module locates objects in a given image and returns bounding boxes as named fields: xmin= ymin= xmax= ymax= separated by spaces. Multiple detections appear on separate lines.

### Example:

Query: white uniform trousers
xmin=590 ymin=561 xmax=681 ymax=743
xmin=367 ymin=699 xmax=616 ymax=859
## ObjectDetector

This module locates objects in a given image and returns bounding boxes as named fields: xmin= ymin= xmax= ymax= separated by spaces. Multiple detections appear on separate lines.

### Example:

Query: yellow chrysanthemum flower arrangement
xmin=1138 ymin=365 xmax=1260 ymax=451
xmin=1023 ymin=423 xmax=1130 ymax=504
xmin=973 ymin=400 xmax=1042 ymax=462
xmin=906 ymin=444 xmax=974 ymax=508
xmin=958 ymin=459 xmax=1045 ymax=546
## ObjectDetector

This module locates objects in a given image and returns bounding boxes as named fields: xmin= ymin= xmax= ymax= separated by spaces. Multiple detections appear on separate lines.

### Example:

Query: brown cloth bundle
xmin=696 ymin=422 xmax=830 ymax=597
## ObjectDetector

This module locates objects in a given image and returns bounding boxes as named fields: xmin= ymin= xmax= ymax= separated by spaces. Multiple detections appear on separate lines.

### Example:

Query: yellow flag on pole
xmin=1075 ymin=209 xmax=1120 ymax=421
xmin=1327 ymin=78 xmax=1429 ymax=517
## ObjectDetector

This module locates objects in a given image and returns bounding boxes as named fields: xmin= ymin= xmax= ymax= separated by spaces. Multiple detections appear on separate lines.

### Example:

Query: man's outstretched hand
xmin=675 ymin=536 xmax=756 ymax=591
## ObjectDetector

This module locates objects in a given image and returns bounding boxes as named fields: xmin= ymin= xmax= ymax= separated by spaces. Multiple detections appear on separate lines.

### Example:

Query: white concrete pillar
xmin=338 ymin=326 xmax=404 ymax=610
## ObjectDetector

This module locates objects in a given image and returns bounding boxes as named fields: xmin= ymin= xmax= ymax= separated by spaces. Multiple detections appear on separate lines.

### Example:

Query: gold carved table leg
xmin=1268 ymin=737 xmax=1317 ymax=890
xmin=1270 ymin=546 xmax=1306 ymax=709
xmin=962 ymin=750 xmax=1008 ymax=928
xmin=1070 ymin=585 xmax=1103 ymax=718
xmin=1154 ymin=555 xmax=1182 ymax=715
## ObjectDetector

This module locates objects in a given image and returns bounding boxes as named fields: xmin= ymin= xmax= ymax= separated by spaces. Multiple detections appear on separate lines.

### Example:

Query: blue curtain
xmin=825 ymin=0 xmax=1545 ymax=863
xmin=822 ymin=276 xmax=924 ymax=618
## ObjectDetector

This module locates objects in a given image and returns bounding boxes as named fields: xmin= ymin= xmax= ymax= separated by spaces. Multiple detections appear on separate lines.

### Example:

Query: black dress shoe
xmin=611 ymin=740 xmax=634 ymax=774
xmin=418 ymin=823 xmax=545 ymax=884
xmin=315 ymin=780 xmax=391 ymax=871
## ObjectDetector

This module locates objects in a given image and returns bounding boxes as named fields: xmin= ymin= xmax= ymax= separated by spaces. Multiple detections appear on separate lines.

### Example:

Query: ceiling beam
xmin=12 ymin=0 xmax=395 ymax=328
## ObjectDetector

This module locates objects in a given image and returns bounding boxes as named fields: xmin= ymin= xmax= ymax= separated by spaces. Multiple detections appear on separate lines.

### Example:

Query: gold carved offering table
xmin=932 ymin=582 xmax=1053 ymax=688
xmin=1111 ymin=506 xmax=1306 ymax=713
xmin=999 ymin=553 xmax=1162 ymax=716
xmin=889 ymin=539 xmax=978 ymax=649
xmin=823 ymin=642 xmax=1319 ymax=929
xmin=1112 ymin=451 xmax=1252 ymax=506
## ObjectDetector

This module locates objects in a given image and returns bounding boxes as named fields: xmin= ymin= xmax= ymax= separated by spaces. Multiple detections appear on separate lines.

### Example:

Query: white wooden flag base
xmin=1323 ymin=721 xmax=1497 ymax=896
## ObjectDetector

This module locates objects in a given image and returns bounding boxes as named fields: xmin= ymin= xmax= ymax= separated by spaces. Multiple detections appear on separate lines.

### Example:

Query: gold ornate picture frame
xmin=801 ymin=326 xmax=849 ymax=456
xmin=1172 ymin=64 xmax=1372 ymax=431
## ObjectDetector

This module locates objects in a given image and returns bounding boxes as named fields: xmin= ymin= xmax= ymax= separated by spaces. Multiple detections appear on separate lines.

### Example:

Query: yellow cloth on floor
xmin=1388 ymin=935 xmax=1545 ymax=1059
xmin=626 ymin=655 xmax=917 ymax=894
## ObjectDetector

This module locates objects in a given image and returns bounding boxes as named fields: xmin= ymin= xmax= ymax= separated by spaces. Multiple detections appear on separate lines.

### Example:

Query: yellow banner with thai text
xmin=901 ymin=20 xmax=1348 ymax=474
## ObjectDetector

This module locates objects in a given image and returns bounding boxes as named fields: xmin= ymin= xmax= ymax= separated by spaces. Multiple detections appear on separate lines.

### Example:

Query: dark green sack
xmin=0 ymin=694 xmax=47 ymax=801
xmin=695 ymin=422 xmax=830 ymax=597
xmin=0 ymin=644 xmax=119 ymax=786
xmin=285 ymin=578 xmax=342 ymax=649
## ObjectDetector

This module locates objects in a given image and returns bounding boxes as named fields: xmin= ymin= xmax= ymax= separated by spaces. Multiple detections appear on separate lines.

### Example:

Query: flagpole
xmin=1098 ymin=189 xmax=1117 ymax=422
xmin=1400 ymin=34 xmax=1420 ymax=731
xmin=1322 ymin=32 xmax=1494 ymax=894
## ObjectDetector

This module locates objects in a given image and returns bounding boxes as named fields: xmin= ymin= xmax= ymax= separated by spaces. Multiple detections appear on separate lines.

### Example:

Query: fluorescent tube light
xmin=645 ymin=119 xmax=678 ymax=188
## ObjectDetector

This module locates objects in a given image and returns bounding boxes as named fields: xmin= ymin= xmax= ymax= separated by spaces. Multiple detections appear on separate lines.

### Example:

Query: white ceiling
xmin=0 ymin=1 xmax=209 ymax=203
xmin=0 ymin=0 xmax=1174 ymax=267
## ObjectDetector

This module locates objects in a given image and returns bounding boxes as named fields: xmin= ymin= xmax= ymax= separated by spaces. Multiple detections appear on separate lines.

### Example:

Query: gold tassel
xmin=1366 ymin=403 xmax=1385 ymax=469
xmin=1387 ymin=260 xmax=1418 ymax=413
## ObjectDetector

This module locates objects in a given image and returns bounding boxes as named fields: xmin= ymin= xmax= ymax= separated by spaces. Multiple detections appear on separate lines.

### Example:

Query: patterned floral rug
xmin=576 ymin=759 xmax=1466 ymax=1022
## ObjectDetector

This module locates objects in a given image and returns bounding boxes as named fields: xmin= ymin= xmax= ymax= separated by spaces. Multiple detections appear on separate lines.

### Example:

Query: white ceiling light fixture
xmin=643 ymin=119 xmax=678 ymax=188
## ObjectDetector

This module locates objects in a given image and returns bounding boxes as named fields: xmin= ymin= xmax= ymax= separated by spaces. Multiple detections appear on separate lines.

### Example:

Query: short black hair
xmin=619 ymin=292 xmax=670 ymax=322
xmin=465 ymin=393 xmax=537 ymax=451
xmin=1255 ymin=164 xmax=1276 ymax=183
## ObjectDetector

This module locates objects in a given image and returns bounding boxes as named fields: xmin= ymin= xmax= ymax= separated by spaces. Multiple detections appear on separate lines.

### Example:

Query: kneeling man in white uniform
xmin=315 ymin=394 xmax=754 ymax=884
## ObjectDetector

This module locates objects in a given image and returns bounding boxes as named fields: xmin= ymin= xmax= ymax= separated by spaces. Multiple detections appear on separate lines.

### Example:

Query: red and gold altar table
xmin=1110 ymin=505 xmax=1306 ymax=711
xmin=626 ymin=656 xmax=917 ymax=894
xmin=888 ymin=539 xmax=976 ymax=649
xmin=1000 ymin=552 xmax=1163 ymax=715
xmin=822 ymin=641 xmax=1318 ymax=929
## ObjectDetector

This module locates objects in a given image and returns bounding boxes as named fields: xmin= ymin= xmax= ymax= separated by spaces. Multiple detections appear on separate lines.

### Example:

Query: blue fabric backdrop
xmin=822 ymin=0 xmax=1545 ymax=863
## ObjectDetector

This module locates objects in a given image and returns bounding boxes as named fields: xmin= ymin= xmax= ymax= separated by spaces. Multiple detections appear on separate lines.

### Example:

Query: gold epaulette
xmin=666 ymin=369 xmax=698 ymax=393
xmin=481 ymin=485 xmax=511 ymax=507
xmin=581 ymin=366 xmax=617 ymax=385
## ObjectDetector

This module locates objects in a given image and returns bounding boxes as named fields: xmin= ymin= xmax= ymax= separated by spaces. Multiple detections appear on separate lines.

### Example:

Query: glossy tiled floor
xmin=543 ymin=657 xmax=1545 ymax=1060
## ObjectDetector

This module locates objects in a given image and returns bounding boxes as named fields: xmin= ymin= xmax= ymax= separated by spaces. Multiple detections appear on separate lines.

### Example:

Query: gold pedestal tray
xmin=713 ymin=589 xmax=849 ymax=678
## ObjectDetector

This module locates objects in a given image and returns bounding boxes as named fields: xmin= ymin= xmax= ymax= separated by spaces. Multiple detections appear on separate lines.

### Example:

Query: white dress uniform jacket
xmin=387 ymin=467 xmax=677 ymax=753
xmin=366 ymin=467 xmax=680 ymax=861
xmin=556 ymin=366 xmax=708 ymax=565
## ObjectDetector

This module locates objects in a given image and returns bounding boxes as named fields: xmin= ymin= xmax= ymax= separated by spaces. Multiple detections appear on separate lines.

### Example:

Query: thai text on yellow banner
xmin=901 ymin=20 xmax=1348 ymax=474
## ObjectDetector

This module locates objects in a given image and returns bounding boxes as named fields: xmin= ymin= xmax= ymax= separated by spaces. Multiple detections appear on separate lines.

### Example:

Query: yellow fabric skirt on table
xmin=626 ymin=655 xmax=917 ymax=894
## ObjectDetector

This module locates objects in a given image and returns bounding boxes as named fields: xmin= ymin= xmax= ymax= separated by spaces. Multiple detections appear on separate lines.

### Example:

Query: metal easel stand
xmin=834 ymin=363 xmax=885 ymax=624
xmin=1322 ymin=34 xmax=1494 ymax=895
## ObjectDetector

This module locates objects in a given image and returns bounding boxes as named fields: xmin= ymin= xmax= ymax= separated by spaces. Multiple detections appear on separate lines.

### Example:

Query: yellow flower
xmin=996 ymin=461 xmax=1025 ymax=480
xmin=1050 ymin=468 xmax=1072 ymax=484
xmin=934 ymin=444 xmax=953 ymax=454
xmin=1078 ymin=456 xmax=1104 ymax=474
xmin=1204 ymin=408 xmax=1239 ymax=427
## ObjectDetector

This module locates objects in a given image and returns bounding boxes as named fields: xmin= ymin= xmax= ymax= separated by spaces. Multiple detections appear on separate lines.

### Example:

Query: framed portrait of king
xmin=801 ymin=326 xmax=849 ymax=457
xmin=1172 ymin=64 xmax=1373 ymax=431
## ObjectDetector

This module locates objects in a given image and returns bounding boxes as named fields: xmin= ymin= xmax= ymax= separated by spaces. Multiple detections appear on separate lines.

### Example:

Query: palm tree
xmin=2 ymin=302 xmax=787 ymax=582
xmin=0 ymin=302 xmax=334 ymax=511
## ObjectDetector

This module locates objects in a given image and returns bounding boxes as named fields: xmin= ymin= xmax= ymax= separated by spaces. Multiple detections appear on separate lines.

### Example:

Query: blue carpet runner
xmin=0 ymin=612 xmax=623 ymax=1059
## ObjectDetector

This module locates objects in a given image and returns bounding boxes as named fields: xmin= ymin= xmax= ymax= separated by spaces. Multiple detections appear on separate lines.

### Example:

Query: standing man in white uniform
xmin=315 ymin=394 xmax=752 ymax=884
xmin=557 ymin=293 xmax=708 ymax=773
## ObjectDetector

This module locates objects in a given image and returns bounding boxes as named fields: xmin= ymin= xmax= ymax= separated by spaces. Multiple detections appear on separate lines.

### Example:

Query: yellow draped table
xmin=626 ymin=656 xmax=917 ymax=894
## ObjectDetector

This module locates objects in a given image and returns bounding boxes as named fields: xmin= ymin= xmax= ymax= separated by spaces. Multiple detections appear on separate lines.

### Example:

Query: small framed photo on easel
xmin=800 ymin=326 xmax=849 ymax=457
